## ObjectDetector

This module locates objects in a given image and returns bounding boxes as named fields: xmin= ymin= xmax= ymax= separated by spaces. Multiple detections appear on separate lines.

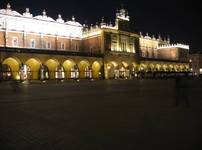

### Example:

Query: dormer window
xmin=30 ymin=39 xmax=35 ymax=48
xmin=12 ymin=37 xmax=18 ymax=47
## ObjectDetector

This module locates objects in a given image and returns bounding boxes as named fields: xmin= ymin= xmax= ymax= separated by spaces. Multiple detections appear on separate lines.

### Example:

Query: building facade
xmin=0 ymin=4 xmax=190 ymax=81
xmin=189 ymin=52 xmax=202 ymax=76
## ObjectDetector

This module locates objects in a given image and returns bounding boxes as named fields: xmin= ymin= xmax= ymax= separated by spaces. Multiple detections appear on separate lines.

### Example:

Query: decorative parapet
xmin=157 ymin=44 xmax=189 ymax=50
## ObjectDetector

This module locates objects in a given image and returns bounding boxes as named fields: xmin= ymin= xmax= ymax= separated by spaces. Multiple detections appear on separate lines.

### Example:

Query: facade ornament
xmin=26 ymin=8 xmax=30 ymax=13
xmin=109 ymin=21 xmax=113 ymax=27
xmin=7 ymin=3 xmax=11 ymax=10
xmin=58 ymin=14 xmax=62 ymax=19
xmin=101 ymin=17 xmax=105 ymax=23
xmin=42 ymin=10 xmax=46 ymax=16
xmin=72 ymin=16 xmax=75 ymax=21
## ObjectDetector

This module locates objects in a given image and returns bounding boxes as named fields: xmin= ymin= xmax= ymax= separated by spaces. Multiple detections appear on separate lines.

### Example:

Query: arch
xmin=140 ymin=63 xmax=147 ymax=72
xmin=25 ymin=58 xmax=42 ymax=80
xmin=131 ymin=63 xmax=139 ymax=72
xmin=44 ymin=59 xmax=60 ymax=79
xmin=62 ymin=59 xmax=76 ymax=79
xmin=119 ymin=61 xmax=130 ymax=78
xmin=185 ymin=65 xmax=190 ymax=71
xmin=107 ymin=61 xmax=119 ymax=79
xmin=179 ymin=64 xmax=185 ymax=72
xmin=92 ymin=61 xmax=101 ymax=79
xmin=155 ymin=64 xmax=162 ymax=71
xmin=39 ymin=65 xmax=49 ymax=80
xmin=2 ymin=57 xmax=21 ymax=80
xmin=148 ymin=64 xmax=155 ymax=72
xmin=78 ymin=60 xmax=91 ymax=79
xmin=1 ymin=64 xmax=12 ymax=80
xmin=121 ymin=61 xmax=129 ymax=69
xmin=168 ymin=64 xmax=174 ymax=72
xmin=162 ymin=64 xmax=168 ymax=72
xmin=174 ymin=65 xmax=180 ymax=72
xmin=55 ymin=65 xmax=65 ymax=79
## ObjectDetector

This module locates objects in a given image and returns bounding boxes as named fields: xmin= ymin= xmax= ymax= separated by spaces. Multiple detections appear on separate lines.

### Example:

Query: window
xmin=74 ymin=42 xmax=79 ymax=51
xmin=12 ymin=37 xmax=18 ymax=47
xmin=111 ymin=34 xmax=117 ymax=51
xmin=30 ymin=39 xmax=35 ymax=48
xmin=47 ymin=42 xmax=51 ymax=49
xmin=61 ymin=43 xmax=65 ymax=50
xmin=129 ymin=38 xmax=135 ymax=53
xmin=121 ymin=42 xmax=127 ymax=52
xmin=120 ymin=36 xmax=128 ymax=52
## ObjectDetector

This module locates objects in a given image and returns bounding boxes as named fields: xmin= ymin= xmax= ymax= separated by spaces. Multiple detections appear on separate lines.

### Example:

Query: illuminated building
xmin=189 ymin=52 xmax=202 ymax=76
xmin=0 ymin=3 xmax=190 ymax=81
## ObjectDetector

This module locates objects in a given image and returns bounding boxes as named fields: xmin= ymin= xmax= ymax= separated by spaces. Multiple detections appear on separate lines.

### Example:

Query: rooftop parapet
xmin=157 ymin=44 xmax=190 ymax=50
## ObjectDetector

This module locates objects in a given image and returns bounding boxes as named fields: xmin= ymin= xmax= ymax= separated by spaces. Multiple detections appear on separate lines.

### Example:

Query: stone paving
xmin=0 ymin=79 xmax=202 ymax=150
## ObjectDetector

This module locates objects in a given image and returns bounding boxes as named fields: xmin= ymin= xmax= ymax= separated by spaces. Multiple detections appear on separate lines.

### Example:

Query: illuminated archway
xmin=44 ymin=59 xmax=60 ymax=79
xmin=78 ymin=60 xmax=91 ymax=79
xmin=62 ymin=60 xmax=77 ymax=79
xmin=107 ymin=61 xmax=119 ymax=79
xmin=162 ymin=64 xmax=168 ymax=72
xmin=1 ymin=64 xmax=12 ymax=80
xmin=179 ymin=65 xmax=186 ymax=72
xmin=148 ymin=64 xmax=155 ymax=72
xmin=19 ymin=64 xmax=31 ymax=80
xmin=92 ymin=61 xmax=101 ymax=79
xmin=174 ymin=65 xmax=180 ymax=72
xmin=2 ymin=57 xmax=21 ymax=80
xmin=39 ymin=65 xmax=49 ymax=80
xmin=140 ymin=64 xmax=147 ymax=72
xmin=25 ymin=58 xmax=41 ymax=80
xmin=55 ymin=65 xmax=65 ymax=79
xmin=168 ymin=64 xmax=174 ymax=72
xmin=155 ymin=64 xmax=162 ymax=72
xmin=119 ymin=62 xmax=129 ymax=78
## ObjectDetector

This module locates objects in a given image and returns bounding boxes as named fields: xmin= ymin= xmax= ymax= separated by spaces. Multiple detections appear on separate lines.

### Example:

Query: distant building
xmin=0 ymin=3 xmax=190 ymax=81
xmin=189 ymin=52 xmax=202 ymax=76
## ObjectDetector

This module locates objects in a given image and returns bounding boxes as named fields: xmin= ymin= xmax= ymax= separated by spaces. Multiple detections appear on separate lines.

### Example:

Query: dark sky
xmin=1 ymin=0 xmax=202 ymax=51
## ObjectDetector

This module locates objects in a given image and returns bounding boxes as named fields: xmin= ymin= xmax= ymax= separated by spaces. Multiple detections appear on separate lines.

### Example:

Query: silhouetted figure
xmin=175 ymin=77 xmax=190 ymax=108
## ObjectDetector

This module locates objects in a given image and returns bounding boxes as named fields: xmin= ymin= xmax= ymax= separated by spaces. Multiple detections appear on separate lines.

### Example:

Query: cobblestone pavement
xmin=0 ymin=79 xmax=202 ymax=150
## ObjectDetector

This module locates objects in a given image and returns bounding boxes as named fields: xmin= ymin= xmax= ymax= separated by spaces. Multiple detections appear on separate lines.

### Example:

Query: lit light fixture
xmin=15 ymin=75 xmax=20 ymax=80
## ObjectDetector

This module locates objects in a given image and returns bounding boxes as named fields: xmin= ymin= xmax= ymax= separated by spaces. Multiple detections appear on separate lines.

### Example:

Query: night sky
xmin=1 ymin=0 xmax=202 ymax=51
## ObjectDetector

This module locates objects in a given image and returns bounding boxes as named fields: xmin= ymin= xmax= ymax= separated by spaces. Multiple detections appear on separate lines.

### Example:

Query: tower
xmin=115 ymin=6 xmax=131 ymax=32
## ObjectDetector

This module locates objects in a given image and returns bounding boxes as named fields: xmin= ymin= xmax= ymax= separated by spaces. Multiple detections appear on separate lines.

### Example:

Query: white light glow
xmin=0 ymin=7 xmax=83 ymax=38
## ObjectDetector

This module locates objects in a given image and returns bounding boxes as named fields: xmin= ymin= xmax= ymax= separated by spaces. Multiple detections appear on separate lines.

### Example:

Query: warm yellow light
xmin=16 ymin=75 xmax=20 ymax=80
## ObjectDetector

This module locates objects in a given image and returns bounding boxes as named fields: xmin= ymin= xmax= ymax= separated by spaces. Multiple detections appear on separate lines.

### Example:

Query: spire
xmin=6 ymin=3 xmax=11 ymax=10
xmin=42 ymin=10 xmax=46 ymax=16
xmin=116 ymin=4 xmax=130 ymax=21
xmin=56 ymin=14 xmax=64 ymax=23
xmin=101 ymin=17 xmax=106 ymax=27
xmin=72 ymin=16 xmax=75 ymax=21
xmin=101 ymin=17 xmax=105 ymax=23
xmin=58 ymin=14 xmax=62 ymax=19
xmin=23 ymin=8 xmax=33 ymax=17
xmin=26 ymin=8 xmax=30 ymax=13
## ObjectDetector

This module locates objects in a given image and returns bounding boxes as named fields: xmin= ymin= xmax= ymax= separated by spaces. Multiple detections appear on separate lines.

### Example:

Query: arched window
xmin=19 ymin=64 xmax=31 ymax=80
xmin=84 ymin=66 xmax=92 ymax=79
xmin=2 ymin=64 xmax=12 ymax=80
xmin=39 ymin=65 xmax=49 ymax=80
xmin=55 ymin=66 xmax=65 ymax=79
xmin=71 ymin=65 xmax=79 ymax=79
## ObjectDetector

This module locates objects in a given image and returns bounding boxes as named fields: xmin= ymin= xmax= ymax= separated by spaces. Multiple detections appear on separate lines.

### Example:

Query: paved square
xmin=0 ymin=79 xmax=202 ymax=150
